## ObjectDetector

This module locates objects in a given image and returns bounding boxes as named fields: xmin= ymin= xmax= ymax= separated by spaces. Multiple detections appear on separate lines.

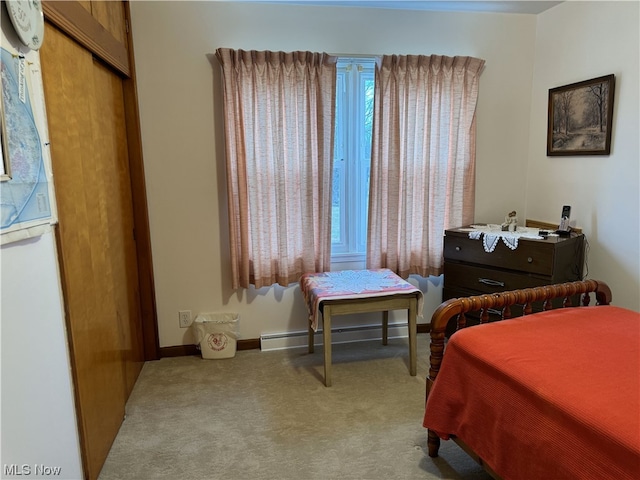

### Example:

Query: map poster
xmin=0 ymin=38 xmax=57 ymax=245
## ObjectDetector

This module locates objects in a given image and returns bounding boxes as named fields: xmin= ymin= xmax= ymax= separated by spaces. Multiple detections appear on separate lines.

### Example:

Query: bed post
xmin=426 ymin=300 xmax=462 ymax=457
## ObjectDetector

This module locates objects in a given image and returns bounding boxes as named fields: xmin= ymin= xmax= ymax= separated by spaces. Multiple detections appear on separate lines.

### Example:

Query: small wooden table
xmin=300 ymin=269 xmax=423 ymax=387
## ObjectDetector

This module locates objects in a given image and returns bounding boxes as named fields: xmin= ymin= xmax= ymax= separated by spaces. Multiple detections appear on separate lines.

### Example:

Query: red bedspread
xmin=423 ymin=305 xmax=640 ymax=480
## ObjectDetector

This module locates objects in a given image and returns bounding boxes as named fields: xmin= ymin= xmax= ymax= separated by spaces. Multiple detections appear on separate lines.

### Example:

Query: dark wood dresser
xmin=443 ymin=226 xmax=585 ymax=328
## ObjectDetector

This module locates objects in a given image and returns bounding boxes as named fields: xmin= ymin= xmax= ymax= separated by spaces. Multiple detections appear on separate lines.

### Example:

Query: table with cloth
xmin=300 ymin=269 xmax=423 ymax=386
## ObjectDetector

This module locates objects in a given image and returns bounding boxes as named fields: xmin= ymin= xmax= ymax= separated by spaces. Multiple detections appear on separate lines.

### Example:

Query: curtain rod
xmin=330 ymin=53 xmax=382 ymax=58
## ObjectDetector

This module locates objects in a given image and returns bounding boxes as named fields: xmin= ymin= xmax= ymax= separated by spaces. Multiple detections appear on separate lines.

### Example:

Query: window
xmin=217 ymin=49 xmax=483 ymax=287
xmin=331 ymin=58 xmax=375 ymax=262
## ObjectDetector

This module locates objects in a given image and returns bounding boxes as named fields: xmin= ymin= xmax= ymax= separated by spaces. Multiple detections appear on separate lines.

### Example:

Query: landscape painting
xmin=547 ymin=74 xmax=615 ymax=156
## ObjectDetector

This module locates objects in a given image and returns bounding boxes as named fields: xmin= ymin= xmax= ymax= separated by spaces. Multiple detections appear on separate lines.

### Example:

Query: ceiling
xmin=244 ymin=1 xmax=564 ymax=15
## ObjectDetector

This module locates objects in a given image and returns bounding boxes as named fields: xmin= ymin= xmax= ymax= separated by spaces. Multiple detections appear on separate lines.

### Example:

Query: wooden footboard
xmin=426 ymin=279 xmax=612 ymax=458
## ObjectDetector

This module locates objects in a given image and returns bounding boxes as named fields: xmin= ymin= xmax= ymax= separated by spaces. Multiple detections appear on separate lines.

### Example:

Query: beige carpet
xmin=99 ymin=334 xmax=492 ymax=480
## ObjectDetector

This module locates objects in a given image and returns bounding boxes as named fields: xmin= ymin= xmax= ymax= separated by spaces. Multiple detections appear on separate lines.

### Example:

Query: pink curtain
xmin=216 ymin=49 xmax=337 ymax=289
xmin=367 ymin=55 xmax=485 ymax=278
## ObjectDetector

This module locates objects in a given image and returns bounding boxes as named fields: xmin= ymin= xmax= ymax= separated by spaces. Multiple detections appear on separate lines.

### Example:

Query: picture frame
xmin=0 ymin=89 xmax=11 ymax=181
xmin=547 ymin=74 xmax=615 ymax=156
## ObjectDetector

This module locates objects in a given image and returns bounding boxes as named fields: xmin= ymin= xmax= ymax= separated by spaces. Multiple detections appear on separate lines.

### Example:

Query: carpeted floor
xmin=99 ymin=334 xmax=492 ymax=480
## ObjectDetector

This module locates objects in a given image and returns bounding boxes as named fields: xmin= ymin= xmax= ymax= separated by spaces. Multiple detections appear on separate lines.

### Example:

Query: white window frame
xmin=331 ymin=57 xmax=375 ymax=265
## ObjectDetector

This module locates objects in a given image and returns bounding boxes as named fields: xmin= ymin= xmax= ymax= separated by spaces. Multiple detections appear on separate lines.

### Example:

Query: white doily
xmin=468 ymin=226 xmax=542 ymax=253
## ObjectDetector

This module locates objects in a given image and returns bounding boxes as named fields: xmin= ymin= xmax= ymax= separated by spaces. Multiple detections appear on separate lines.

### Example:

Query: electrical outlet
xmin=178 ymin=310 xmax=192 ymax=328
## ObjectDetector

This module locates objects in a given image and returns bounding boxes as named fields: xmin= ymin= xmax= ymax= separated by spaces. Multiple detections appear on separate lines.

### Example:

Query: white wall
xmin=527 ymin=1 xmax=640 ymax=310
xmin=129 ymin=1 xmax=538 ymax=347
xmin=0 ymin=233 xmax=83 ymax=479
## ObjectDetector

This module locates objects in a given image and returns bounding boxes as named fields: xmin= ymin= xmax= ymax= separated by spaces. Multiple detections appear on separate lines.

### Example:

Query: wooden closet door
xmin=39 ymin=22 xmax=144 ymax=480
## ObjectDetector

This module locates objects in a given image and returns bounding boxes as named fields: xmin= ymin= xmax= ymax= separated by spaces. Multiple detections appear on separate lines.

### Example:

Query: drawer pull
xmin=455 ymin=246 xmax=461 ymax=251
xmin=527 ymin=257 xmax=533 ymax=263
xmin=478 ymin=278 xmax=505 ymax=287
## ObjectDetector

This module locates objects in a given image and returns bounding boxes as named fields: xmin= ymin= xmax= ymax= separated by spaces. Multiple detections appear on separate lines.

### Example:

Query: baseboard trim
xmin=261 ymin=322 xmax=431 ymax=352
xmin=160 ymin=338 xmax=260 ymax=358
xmin=159 ymin=325 xmax=429 ymax=358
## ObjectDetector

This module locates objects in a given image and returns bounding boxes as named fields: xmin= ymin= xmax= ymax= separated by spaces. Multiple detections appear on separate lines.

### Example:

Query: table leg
xmin=382 ymin=310 xmax=389 ymax=345
xmin=323 ymin=304 xmax=332 ymax=387
xmin=409 ymin=297 xmax=417 ymax=376
xmin=308 ymin=325 xmax=314 ymax=354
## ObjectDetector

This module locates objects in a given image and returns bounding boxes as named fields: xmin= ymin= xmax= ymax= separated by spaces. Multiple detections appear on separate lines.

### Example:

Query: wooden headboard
xmin=427 ymin=279 xmax=612 ymax=389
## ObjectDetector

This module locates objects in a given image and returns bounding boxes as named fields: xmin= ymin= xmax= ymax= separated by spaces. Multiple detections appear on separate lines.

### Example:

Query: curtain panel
xmin=216 ymin=48 xmax=337 ymax=289
xmin=367 ymin=54 xmax=485 ymax=278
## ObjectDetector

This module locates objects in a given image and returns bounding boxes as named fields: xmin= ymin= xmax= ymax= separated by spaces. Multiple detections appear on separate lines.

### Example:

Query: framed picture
xmin=547 ymin=74 xmax=615 ymax=156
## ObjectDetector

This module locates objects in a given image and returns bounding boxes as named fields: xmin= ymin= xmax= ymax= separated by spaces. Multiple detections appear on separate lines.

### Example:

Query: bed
xmin=423 ymin=279 xmax=640 ymax=480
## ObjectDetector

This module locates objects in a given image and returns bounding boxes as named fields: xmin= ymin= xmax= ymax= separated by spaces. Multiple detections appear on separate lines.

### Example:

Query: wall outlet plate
xmin=178 ymin=310 xmax=192 ymax=328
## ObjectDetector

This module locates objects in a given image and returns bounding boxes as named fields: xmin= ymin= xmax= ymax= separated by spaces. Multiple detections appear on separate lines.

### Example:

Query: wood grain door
xmin=39 ymin=22 xmax=144 ymax=480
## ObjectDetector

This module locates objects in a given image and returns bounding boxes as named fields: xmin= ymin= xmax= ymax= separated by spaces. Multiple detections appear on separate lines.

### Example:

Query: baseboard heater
xmin=260 ymin=322 xmax=409 ymax=352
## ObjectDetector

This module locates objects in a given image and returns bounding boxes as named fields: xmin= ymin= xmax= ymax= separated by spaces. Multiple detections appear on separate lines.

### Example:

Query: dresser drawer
xmin=442 ymin=284 xmax=570 ymax=334
xmin=443 ymin=280 xmax=579 ymax=322
xmin=444 ymin=262 xmax=549 ymax=294
xmin=444 ymin=233 xmax=554 ymax=276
